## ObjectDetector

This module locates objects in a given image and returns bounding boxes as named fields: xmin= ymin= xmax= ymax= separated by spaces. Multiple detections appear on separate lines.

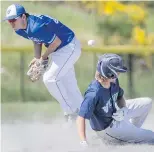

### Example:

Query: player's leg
xmin=61 ymin=67 xmax=83 ymax=121
xmin=98 ymin=120 xmax=154 ymax=144
xmin=62 ymin=67 xmax=83 ymax=110
xmin=126 ymin=97 xmax=152 ymax=127
xmin=43 ymin=37 xmax=82 ymax=114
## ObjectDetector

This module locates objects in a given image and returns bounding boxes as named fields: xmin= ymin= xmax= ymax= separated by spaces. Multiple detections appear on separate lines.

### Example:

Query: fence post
xmin=128 ymin=54 xmax=134 ymax=98
xmin=20 ymin=52 xmax=25 ymax=101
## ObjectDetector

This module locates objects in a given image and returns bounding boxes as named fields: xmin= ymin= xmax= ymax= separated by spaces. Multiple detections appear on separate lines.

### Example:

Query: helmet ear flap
xmin=107 ymin=72 xmax=117 ymax=79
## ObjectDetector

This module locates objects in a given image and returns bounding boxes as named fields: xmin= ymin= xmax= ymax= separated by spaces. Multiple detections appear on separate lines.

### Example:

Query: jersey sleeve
xmin=78 ymin=91 xmax=98 ymax=120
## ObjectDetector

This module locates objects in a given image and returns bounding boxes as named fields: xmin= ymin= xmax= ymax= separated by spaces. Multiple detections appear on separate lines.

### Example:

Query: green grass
xmin=1 ymin=2 xmax=154 ymax=102
xmin=1 ymin=51 xmax=154 ymax=102
xmin=1 ymin=101 xmax=61 ymax=121
xmin=1 ymin=51 xmax=95 ymax=102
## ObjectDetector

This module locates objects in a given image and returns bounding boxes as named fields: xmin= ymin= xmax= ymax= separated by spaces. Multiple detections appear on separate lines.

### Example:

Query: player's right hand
xmin=28 ymin=57 xmax=39 ymax=67
xmin=80 ymin=140 xmax=88 ymax=147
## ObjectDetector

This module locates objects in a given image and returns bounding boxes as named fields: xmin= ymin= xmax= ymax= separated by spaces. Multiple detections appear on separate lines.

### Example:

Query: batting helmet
xmin=97 ymin=53 xmax=127 ymax=79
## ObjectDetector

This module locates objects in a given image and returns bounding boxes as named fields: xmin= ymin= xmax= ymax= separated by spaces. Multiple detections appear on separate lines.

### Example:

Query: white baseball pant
xmin=97 ymin=97 xmax=154 ymax=144
xmin=43 ymin=37 xmax=83 ymax=114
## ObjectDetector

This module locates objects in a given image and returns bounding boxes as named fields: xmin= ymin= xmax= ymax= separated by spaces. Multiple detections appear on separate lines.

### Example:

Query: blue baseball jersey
xmin=15 ymin=15 xmax=75 ymax=50
xmin=78 ymin=79 xmax=124 ymax=131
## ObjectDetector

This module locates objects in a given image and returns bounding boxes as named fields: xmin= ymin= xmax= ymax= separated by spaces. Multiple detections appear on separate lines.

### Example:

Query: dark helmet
xmin=97 ymin=53 xmax=127 ymax=79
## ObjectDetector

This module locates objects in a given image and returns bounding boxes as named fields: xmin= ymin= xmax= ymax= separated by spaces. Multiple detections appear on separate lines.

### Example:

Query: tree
xmin=82 ymin=1 xmax=148 ymax=45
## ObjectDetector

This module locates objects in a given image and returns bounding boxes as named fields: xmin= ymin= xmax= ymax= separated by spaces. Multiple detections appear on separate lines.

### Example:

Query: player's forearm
xmin=41 ymin=36 xmax=61 ymax=60
xmin=33 ymin=41 xmax=42 ymax=59
xmin=117 ymin=96 xmax=126 ymax=108
xmin=77 ymin=116 xmax=87 ymax=141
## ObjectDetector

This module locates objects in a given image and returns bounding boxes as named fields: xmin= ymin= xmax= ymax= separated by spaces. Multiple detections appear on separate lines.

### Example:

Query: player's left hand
xmin=112 ymin=107 xmax=128 ymax=122
xmin=27 ymin=57 xmax=49 ymax=82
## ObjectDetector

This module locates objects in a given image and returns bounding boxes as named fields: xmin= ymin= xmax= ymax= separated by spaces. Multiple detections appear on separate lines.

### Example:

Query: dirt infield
xmin=2 ymin=106 xmax=154 ymax=152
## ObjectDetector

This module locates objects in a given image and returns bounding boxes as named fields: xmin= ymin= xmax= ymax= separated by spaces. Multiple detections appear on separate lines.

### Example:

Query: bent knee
xmin=143 ymin=97 xmax=152 ymax=105
xmin=141 ymin=97 xmax=152 ymax=109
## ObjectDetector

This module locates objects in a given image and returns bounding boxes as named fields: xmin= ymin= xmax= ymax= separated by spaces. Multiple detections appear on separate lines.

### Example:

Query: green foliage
xmin=97 ymin=13 xmax=134 ymax=44
xmin=81 ymin=1 xmax=154 ymax=45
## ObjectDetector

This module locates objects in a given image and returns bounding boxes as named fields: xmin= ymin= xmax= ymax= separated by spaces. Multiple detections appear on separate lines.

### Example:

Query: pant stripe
xmin=56 ymin=81 xmax=73 ymax=113
xmin=55 ymin=38 xmax=77 ymax=113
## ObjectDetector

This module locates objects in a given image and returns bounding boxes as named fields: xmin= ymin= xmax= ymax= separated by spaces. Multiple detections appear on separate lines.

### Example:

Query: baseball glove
xmin=27 ymin=58 xmax=49 ymax=82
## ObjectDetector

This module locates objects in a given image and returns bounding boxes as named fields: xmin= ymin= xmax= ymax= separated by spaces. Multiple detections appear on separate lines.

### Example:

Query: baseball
xmin=88 ymin=40 xmax=95 ymax=46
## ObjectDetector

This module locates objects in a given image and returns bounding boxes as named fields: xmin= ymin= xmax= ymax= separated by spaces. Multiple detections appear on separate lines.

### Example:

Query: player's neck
xmin=95 ymin=78 xmax=111 ymax=89
xmin=23 ymin=21 xmax=27 ymax=29
xmin=99 ymin=80 xmax=111 ymax=89
xmin=95 ymin=71 xmax=111 ymax=88
xmin=21 ymin=19 xmax=28 ymax=30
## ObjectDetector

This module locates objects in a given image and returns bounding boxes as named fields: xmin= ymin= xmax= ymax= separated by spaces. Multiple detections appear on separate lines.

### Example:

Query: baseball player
xmin=3 ymin=4 xmax=83 ymax=122
xmin=77 ymin=53 xmax=154 ymax=146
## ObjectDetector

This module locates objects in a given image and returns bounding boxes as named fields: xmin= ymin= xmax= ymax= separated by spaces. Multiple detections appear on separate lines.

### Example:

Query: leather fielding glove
xmin=27 ymin=58 xmax=49 ymax=82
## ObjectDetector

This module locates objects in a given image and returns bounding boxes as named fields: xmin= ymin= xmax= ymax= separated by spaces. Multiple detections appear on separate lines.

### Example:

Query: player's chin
xmin=13 ymin=27 xmax=18 ymax=30
xmin=13 ymin=27 xmax=21 ymax=30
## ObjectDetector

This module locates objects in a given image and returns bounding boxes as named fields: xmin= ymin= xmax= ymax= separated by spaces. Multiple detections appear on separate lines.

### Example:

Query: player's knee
xmin=143 ymin=97 xmax=152 ymax=109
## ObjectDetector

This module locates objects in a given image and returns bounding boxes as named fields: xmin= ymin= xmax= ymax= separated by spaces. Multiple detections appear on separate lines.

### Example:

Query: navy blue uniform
xmin=15 ymin=15 xmax=75 ymax=50
xmin=79 ymin=79 xmax=124 ymax=131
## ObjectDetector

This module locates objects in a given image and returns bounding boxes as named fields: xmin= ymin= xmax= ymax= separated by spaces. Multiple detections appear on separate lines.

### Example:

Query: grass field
xmin=1 ymin=51 xmax=154 ymax=102
xmin=1 ymin=1 xmax=154 ymax=102
xmin=1 ymin=51 xmax=96 ymax=102
xmin=1 ymin=102 xmax=61 ymax=123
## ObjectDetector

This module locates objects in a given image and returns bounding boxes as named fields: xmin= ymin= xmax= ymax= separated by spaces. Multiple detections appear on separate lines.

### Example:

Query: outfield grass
xmin=1 ymin=1 xmax=154 ymax=102
xmin=1 ymin=51 xmax=154 ymax=102
xmin=1 ymin=51 xmax=95 ymax=102
xmin=1 ymin=101 xmax=61 ymax=121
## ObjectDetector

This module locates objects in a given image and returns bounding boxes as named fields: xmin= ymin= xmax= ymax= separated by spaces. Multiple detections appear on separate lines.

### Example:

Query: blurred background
xmin=1 ymin=0 xmax=154 ymax=120
xmin=1 ymin=1 xmax=154 ymax=152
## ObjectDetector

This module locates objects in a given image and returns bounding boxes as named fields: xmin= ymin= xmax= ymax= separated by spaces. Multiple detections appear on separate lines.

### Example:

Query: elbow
xmin=58 ymin=37 xmax=62 ymax=46
xmin=54 ymin=36 xmax=61 ymax=47
xmin=49 ymin=36 xmax=61 ymax=48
